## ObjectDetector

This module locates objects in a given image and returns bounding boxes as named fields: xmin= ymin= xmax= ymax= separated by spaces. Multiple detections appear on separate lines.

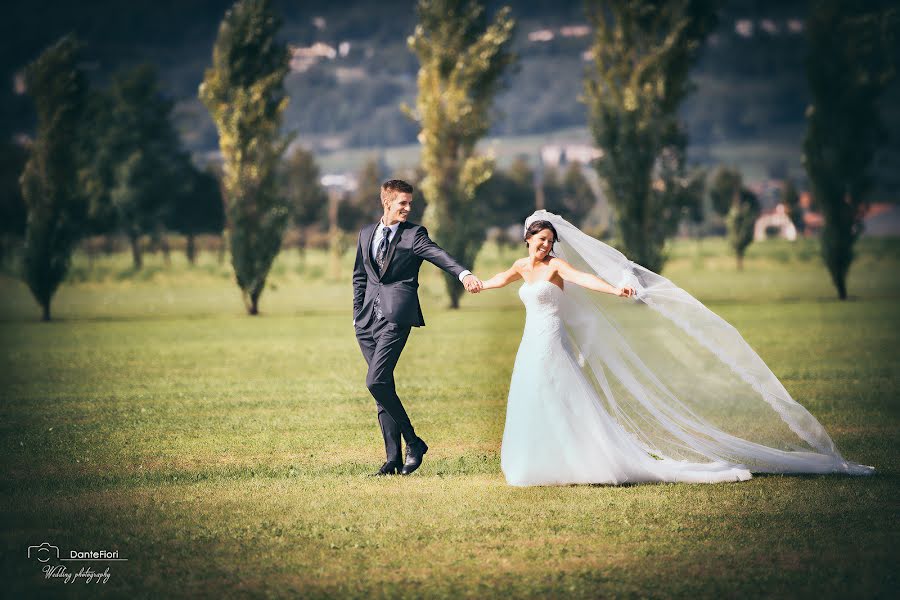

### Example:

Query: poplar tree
xmin=200 ymin=0 xmax=292 ymax=314
xmin=584 ymin=0 xmax=718 ymax=272
xmin=803 ymin=0 xmax=897 ymax=299
xmin=406 ymin=0 xmax=516 ymax=308
xmin=711 ymin=166 xmax=758 ymax=269
xmin=19 ymin=35 xmax=89 ymax=321
xmin=726 ymin=187 xmax=760 ymax=271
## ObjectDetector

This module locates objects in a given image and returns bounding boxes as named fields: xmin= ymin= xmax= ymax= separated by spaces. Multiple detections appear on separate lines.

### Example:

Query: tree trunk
xmin=822 ymin=219 xmax=853 ymax=301
xmin=41 ymin=302 xmax=51 ymax=322
xmin=445 ymin=272 xmax=462 ymax=309
xmin=328 ymin=227 xmax=342 ymax=281
xmin=160 ymin=233 xmax=170 ymax=266
xmin=736 ymin=252 xmax=743 ymax=271
xmin=186 ymin=233 xmax=196 ymax=265
xmin=130 ymin=234 xmax=143 ymax=270
xmin=297 ymin=241 xmax=306 ymax=267
xmin=247 ymin=290 xmax=260 ymax=315
xmin=448 ymin=289 xmax=461 ymax=309
xmin=829 ymin=266 xmax=848 ymax=300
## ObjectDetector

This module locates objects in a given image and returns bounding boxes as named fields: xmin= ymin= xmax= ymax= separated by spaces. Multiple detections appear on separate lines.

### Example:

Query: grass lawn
xmin=1 ymin=236 xmax=898 ymax=598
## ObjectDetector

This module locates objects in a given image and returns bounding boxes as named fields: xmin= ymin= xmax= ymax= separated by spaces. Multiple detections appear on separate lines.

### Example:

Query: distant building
xmin=289 ymin=42 xmax=338 ymax=72
xmin=528 ymin=29 xmax=554 ymax=42
xmin=754 ymin=204 xmax=797 ymax=241
xmin=560 ymin=25 xmax=590 ymax=38
xmin=529 ymin=24 xmax=590 ymax=43
xmin=734 ymin=18 xmax=804 ymax=38
xmin=761 ymin=199 xmax=900 ymax=238
xmin=320 ymin=173 xmax=358 ymax=192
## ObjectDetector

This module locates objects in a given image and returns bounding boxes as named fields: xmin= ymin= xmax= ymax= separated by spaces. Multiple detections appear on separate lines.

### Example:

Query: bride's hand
xmin=617 ymin=286 xmax=636 ymax=298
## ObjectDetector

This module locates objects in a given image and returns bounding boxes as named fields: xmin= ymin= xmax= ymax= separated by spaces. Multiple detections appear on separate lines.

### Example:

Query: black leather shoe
xmin=370 ymin=460 xmax=402 ymax=477
xmin=400 ymin=438 xmax=428 ymax=475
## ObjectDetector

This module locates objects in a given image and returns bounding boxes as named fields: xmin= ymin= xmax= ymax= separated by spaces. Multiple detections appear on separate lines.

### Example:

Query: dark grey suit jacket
xmin=353 ymin=221 xmax=467 ymax=329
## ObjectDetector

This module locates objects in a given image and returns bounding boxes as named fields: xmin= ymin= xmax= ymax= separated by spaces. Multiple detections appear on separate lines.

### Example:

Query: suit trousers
xmin=355 ymin=315 xmax=416 ymax=462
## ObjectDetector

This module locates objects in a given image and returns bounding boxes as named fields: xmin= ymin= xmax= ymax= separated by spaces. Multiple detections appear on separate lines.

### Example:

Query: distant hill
xmin=4 ymin=0 xmax=898 ymax=197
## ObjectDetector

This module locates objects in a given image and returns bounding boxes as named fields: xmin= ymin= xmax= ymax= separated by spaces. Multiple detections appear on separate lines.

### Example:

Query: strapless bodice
xmin=518 ymin=279 xmax=563 ymax=313
xmin=518 ymin=280 xmax=564 ymax=340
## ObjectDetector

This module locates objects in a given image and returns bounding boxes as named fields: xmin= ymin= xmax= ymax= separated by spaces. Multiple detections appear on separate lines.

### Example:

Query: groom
xmin=353 ymin=179 xmax=482 ymax=476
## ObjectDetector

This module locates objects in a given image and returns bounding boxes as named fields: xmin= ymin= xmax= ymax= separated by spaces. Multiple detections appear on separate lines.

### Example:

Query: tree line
xmin=8 ymin=0 xmax=896 ymax=319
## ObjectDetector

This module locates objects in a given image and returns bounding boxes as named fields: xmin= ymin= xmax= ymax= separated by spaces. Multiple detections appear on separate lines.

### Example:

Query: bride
xmin=476 ymin=210 xmax=875 ymax=486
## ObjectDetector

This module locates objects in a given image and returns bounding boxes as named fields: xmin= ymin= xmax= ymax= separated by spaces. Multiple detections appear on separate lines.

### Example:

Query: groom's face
xmin=384 ymin=193 xmax=413 ymax=225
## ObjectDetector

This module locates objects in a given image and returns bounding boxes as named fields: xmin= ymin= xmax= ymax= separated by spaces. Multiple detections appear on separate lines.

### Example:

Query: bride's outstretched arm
xmin=480 ymin=265 xmax=522 ymax=291
xmin=552 ymin=258 xmax=635 ymax=297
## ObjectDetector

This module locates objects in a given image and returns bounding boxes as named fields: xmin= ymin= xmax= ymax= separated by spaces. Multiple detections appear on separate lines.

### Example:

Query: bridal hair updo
xmin=524 ymin=220 xmax=558 ymax=248
xmin=380 ymin=179 xmax=414 ymax=208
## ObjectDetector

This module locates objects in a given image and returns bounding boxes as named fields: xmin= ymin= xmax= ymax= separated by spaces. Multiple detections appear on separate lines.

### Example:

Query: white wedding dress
xmin=501 ymin=279 xmax=753 ymax=486
xmin=499 ymin=211 xmax=874 ymax=487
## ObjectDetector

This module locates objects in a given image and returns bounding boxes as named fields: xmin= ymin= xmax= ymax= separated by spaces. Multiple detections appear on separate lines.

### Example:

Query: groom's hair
xmin=381 ymin=179 xmax=414 ymax=207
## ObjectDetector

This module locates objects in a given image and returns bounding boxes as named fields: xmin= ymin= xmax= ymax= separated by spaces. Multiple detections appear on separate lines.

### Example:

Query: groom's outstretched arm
xmin=352 ymin=234 xmax=366 ymax=319
xmin=412 ymin=226 xmax=478 ymax=289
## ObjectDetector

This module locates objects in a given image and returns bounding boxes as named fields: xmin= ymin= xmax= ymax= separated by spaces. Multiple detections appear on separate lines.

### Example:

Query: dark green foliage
xmin=725 ymin=187 xmax=760 ymax=270
xmin=165 ymin=166 xmax=225 ymax=264
xmin=80 ymin=63 xmax=194 ymax=269
xmin=803 ymin=0 xmax=897 ymax=299
xmin=0 ymin=141 xmax=28 ymax=264
xmin=782 ymin=179 xmax=804 ymax=235
xmin=584 ymin=0 xmax=719 ymax=272
xmin=474 ymin=156 xmax=535 ymax=230
xmin=200 ymin=0 xmax=292 ymax=314
xmin=710 ymin=166 xmax=742 ymax=218
xmin=681 ymin=168 xmax=707 ymax=232
xmin=281 ymin=146 xmax=328 ymax=231
xmin=713 ymin=166 xmax=759 ymax=269
xmin=19 ymin=35 xmax=89 ymax=321
xmin=406 ymin=167 xmax=429 ymax=224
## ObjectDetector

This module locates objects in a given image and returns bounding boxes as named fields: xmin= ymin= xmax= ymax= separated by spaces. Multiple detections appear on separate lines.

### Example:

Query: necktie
xmin=373 ymin=227 xmax=391 ymax=321
xmin=376 ymin=227 xmax=391 ymax=271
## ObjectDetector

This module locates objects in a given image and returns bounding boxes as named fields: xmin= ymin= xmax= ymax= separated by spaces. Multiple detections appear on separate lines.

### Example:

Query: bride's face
xmin=527 ymin=229 xmax=555 ymax=259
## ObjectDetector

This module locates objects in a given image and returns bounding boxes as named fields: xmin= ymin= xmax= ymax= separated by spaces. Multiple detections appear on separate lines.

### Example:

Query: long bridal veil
xmin=526 ymin=210 xmax=874 ymax=476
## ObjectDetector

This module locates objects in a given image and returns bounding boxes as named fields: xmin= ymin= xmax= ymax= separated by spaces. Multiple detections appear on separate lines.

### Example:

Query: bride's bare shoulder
xmin=548 ymin=256 xmax=572 ymax=269
xmin=511 ymin=257 xmax=528 ymax=271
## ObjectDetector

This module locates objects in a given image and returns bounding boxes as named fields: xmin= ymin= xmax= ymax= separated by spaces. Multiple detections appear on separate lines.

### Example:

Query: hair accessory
xmin=523 ymin=209 xmax=551 ymax=239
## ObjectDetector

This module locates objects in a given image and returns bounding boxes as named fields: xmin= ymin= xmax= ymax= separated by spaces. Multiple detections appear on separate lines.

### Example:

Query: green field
xmin=1 ymin=236 xmax=898 ymax=598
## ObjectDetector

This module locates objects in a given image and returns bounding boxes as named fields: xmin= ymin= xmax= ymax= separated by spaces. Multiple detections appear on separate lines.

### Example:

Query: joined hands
xmin=463 ymin=274 xmax=484 ymax=294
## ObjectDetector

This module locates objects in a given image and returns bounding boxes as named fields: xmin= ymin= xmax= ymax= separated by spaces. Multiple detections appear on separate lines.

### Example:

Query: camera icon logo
xmin=27 ymin=542 xmax=60 ymax=563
